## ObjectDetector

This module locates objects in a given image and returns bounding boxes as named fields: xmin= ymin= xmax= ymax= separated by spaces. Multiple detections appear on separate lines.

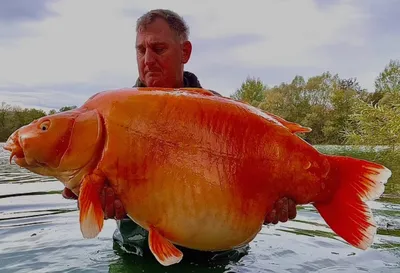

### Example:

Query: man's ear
xmin=181 ymin=40 xmax=192 ymax=64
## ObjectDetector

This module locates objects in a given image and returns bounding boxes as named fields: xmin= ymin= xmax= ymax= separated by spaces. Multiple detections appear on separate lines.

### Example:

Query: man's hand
xmin=264 ymin=197 xmax=297 ymax=225
xmin=62 ymin=187 xmax=78 ymax=200
xmin=61 ymin=186 xmax=127 ymax=220
xmin=100 ymin=185 xmax=126 ymax=220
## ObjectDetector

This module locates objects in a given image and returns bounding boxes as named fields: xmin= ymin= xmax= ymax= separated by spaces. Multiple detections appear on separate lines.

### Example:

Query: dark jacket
xmin=133 ymin=71 xmax=222 ymax=97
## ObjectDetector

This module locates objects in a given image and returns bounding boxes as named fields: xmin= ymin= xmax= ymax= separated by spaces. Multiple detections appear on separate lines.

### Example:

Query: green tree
xmin=345 ymin=93 xmax=400 ymax=150
xmin=345 ymin=59 xmax=400 ymax=150
xmin=0 ymin=102 xmax=13 ymax=141
xmin=0 ymin=103 xmax=46 ymax=142
xmin=255 ymin=73 xmax=369 ymax=145
xmin=259 ymin=72 xmax=342 ymax=144
xmin=374 ymin=59 xmax=400 ymax=94
xmin=259 ymin=75 xmax=309 ymax=124
xmin=230 ymin=77 xmax=267 ymax=107
xmin=59 ymin=105 xmax=77 ymax=112
xmin=323 ymin=78 xmax=365 ymax=144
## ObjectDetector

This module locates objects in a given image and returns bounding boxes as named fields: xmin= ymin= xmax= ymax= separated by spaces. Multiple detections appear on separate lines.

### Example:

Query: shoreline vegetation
xmin=1 ymin=59 xmax=399 ymax=194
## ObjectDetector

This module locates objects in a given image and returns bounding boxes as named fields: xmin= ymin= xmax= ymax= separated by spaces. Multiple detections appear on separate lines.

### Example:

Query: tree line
xmin=1 ymin=59 xmax=399 ymax=147
xmin=0 ymin=105 xmax=77 ymax=142
xmin=231 ymin=59 xmax=400 ymax=148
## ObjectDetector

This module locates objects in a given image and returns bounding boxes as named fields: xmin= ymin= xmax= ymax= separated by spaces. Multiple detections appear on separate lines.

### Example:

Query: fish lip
xmin=3 ymin=139 xmax=15 ymax=164
xmin=3 ymin=140 xmax=13 ymax=152
xmin=4 ymin=136 xmax=25 ymax=165
xmin=5 ymin=133 xmax=45 ymax=168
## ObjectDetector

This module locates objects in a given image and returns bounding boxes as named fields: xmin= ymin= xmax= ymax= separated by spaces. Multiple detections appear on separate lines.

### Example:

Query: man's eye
xmin=136 ymin=47 xmax=145 ymax=55
xmin=154 ymin=47 xmax=165 ymax=54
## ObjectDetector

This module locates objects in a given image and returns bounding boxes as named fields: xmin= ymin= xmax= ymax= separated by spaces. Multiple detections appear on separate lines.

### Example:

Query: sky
xmin=0 ymin=0 xmax=399 ymax=112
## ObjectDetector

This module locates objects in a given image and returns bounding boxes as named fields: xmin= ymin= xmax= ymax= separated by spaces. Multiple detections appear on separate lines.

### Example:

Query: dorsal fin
xmin=137 ymin=87 xmax=311 ymax=134
xmin=263 ymin=111 xmax=312 ymax=134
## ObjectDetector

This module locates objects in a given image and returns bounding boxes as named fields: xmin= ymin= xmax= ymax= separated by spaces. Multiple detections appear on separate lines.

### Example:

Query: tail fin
xmin=314 ymin=155 xmax=392 ymax=250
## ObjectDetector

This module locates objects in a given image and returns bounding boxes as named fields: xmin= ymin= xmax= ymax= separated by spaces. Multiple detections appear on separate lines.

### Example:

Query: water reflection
xmin=0 ymin=143 xmax=399 ymax=273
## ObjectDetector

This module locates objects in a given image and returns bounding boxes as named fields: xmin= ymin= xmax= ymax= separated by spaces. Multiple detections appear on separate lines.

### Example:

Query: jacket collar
xmin=133 ymin=71 xmax=203 ymax=88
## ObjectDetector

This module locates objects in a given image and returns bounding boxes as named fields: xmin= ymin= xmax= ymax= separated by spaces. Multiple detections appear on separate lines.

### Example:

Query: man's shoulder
xmin=183 ymin=71 xmax=223 ymax=97
xmin=183 ymin=71 xmax=222 ymax=97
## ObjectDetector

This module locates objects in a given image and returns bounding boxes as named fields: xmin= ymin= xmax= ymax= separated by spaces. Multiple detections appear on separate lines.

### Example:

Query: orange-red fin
xmin=148 ymin=227 xmax=183 ymax=266
xmin=315 ymin=155 xmax=392 ymax=250
xmin=283 ymin=122 xmax=312 ymax=134
xmin=264 ymin=111 xmax=312 ymax=134
xmin=78 ymin=172 xmax=105 ymax=239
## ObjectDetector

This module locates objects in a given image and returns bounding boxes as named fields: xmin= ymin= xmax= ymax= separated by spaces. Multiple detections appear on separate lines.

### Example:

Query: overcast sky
xmin=0 ymin=0 xmax=399 ymax=112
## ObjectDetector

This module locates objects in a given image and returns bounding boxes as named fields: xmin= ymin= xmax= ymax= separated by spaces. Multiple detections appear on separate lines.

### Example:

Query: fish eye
xmin=39 ymin=121 xmax=50 ymax=131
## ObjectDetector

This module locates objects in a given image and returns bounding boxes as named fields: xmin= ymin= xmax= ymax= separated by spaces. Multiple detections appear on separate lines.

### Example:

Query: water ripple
xmin=0 ymin=143 xmax=399 ymax=273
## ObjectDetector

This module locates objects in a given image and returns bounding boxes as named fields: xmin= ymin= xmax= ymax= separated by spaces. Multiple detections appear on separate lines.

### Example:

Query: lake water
xmin=0 ymin=143 xmax=399 ymax=273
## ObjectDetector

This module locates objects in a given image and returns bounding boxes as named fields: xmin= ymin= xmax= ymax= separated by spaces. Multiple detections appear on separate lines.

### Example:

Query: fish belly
xmin=102 ymin=133 xmax=272 ymax=250
xmin=119 ymin=162 xmax=268 ymax=251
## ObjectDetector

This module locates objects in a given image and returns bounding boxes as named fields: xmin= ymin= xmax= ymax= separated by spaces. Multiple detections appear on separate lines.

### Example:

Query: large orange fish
xmin=3 ymin=87 xmax=392 ymax=266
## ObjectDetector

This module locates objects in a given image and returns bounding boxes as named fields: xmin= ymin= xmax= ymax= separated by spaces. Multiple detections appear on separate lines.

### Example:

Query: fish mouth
xmin=4 ymin=134 xmax=26 ymax=165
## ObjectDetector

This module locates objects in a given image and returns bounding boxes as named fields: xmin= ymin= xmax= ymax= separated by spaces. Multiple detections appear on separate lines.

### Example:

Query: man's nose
xmin=144 ymin=50 xmax=156 ymax=65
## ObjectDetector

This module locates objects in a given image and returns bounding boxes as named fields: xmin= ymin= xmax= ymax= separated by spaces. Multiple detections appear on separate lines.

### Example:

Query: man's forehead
xmin=136 ymin=18 xmax=179 ymax=44
xmin=135 ymin=37 xmax=170 ymax=46
xmin=136 ymin=32 xmax=178 ymax=47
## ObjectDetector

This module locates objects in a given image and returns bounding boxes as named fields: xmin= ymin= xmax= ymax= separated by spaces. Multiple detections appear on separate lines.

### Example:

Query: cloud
xmin=127 ymin=0 xmax=369 ymax=67
xmin=0 ymin=0 xmax=59 ymax=23
xmin=0 ymin=0 xmax=59 ymax=44
xmin=317 ymin=0 xmax=400 ymax=90
xmin=0 ymin=0 xmax=399 ymax=110
xmin=0 ymin=82 xmax=116 ymax=112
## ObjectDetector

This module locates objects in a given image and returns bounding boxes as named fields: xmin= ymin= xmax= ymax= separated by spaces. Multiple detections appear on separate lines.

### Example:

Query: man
xmin=62 ymin=8 xmax=297 ymax=262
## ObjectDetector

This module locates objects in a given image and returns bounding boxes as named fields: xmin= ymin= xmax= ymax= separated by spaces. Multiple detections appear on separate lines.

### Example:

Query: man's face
xmin=136 ymin=18 xmax=192 ymax=88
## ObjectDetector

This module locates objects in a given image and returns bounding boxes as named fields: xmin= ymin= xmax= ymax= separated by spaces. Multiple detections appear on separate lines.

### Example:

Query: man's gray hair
xmin=136 ymin=9 xmax=190 ymax=41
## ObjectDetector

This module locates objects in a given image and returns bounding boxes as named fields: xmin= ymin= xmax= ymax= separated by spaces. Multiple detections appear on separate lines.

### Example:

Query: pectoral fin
xmin=78 ymin=172 xmax=105 ymax=239
xmin=148 ymin=226 xmax=183 ymax=266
